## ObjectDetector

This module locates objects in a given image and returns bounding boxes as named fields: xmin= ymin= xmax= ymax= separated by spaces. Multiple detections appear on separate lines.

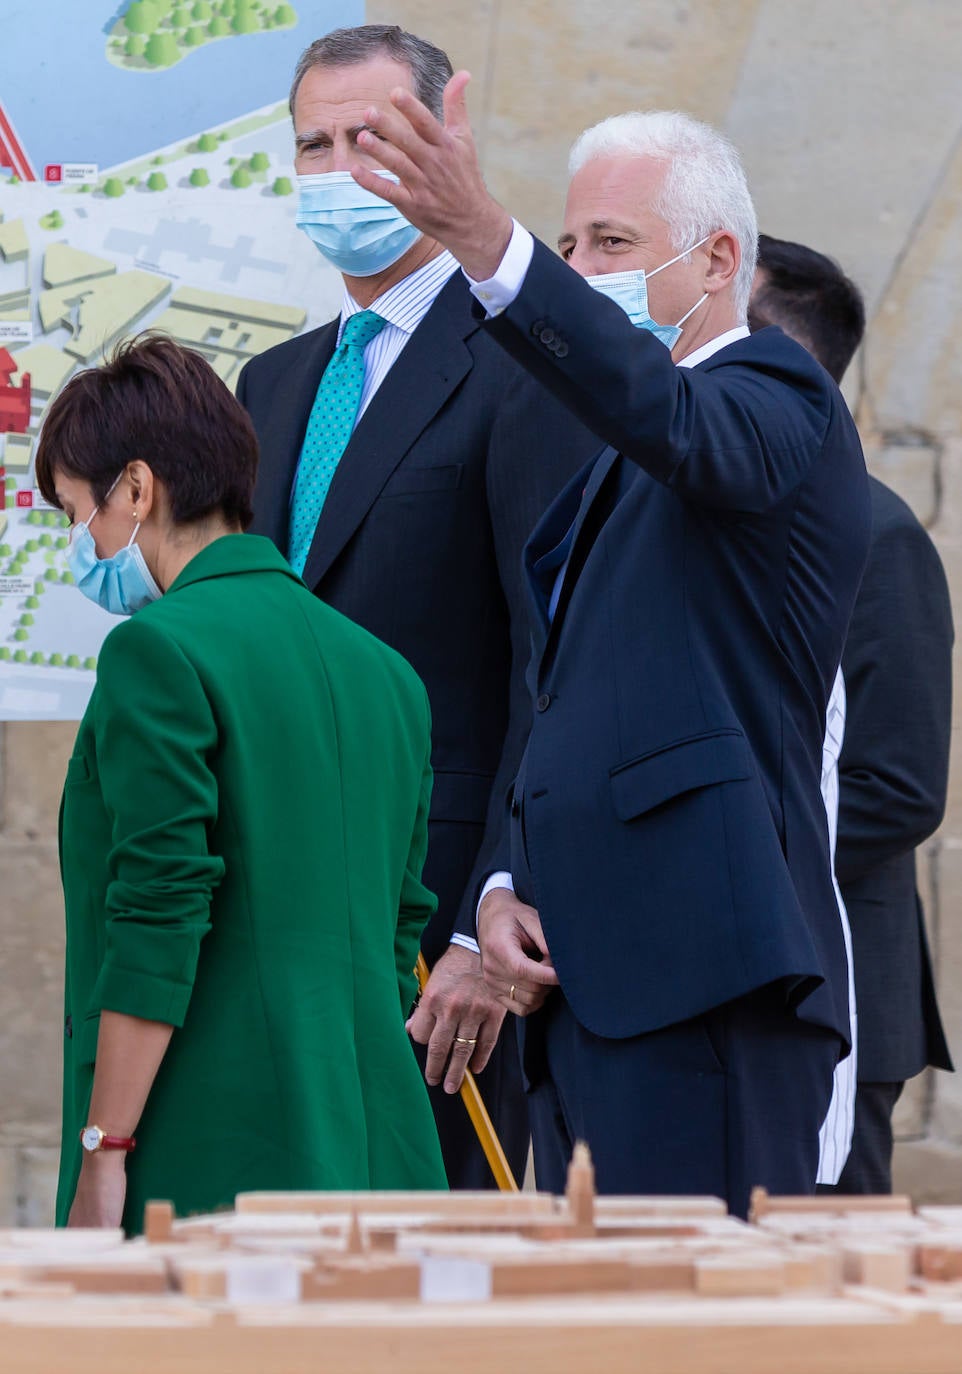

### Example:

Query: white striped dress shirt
xmin=816 ymin=668 xmax=858 ymax=1184
xmin=337 ymin=249 xmax=460 ymax=422
xmin=334 ymin=247 xmax=477 ymax=960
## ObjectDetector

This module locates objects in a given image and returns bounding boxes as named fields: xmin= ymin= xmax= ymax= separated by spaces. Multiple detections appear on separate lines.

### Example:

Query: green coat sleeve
xmin=395 ymin=691 xmax=437 ymax=1013
xmin=90 ymin=615 xmax=226 ymax=1026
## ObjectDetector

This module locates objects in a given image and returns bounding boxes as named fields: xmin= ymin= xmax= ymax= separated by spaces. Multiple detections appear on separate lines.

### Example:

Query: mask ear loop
xmin=647 ymin=232 xmax=714 ymax=279
xmin=675 ymin=293 xmax=710 ymax=329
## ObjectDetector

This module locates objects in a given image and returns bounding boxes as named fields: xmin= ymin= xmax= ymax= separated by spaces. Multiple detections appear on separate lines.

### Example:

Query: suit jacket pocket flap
xmin=610 ymin=730 xmax=751 ymax=821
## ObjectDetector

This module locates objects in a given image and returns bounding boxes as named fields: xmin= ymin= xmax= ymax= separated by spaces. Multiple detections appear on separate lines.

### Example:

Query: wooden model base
xmin=2 ymin=1151 xmax=962 ymax=1374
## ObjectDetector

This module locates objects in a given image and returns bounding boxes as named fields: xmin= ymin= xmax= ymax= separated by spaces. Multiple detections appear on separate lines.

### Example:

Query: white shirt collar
xmin=677 ymin=324 xmax=750 ymax=370
xmin=339 ymin=250 xmax=459 ymax=340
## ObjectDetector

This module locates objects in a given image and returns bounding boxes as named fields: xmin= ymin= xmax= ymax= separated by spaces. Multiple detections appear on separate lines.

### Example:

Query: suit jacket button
xmin=540 ymin=327 xmax=556 ymax=345
xmin=531 ymin=319 xmax=547 ymax=337
xmin=555 ymin=342 xmax=569 ymax=358
xmin=65 ymin=1015 xmax=73 ymax=1039
xmin=536 ymin=692 xmax=551 ymax=712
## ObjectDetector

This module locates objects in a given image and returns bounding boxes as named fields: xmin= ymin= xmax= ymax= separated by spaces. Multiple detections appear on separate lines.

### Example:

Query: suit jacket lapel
xmin=250 ymin=321 xmax=338 ymax=551
xmin=300 ymin=276 xmax=476 ymax=591
xmin=531 ymin=446 xmax=618 ymax=675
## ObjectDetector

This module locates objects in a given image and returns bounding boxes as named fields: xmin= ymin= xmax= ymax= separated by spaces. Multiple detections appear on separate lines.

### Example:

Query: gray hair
xmin=289 ymin=25 xmax=453 ymax=122
xmin=569 ymin=111 xmax=758 ymax=319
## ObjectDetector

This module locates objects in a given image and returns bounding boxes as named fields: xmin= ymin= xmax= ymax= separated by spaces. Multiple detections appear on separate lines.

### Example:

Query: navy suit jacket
xmin=836 ymin=477 xmax=953 ymax=1080
xmin=236 ymin=270 xmax=596 ymax=963
xmin=486 ymin=239 xmax=871 ymax=1045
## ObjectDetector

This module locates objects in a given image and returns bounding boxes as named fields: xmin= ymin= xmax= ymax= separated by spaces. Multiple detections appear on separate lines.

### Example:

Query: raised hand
xmin=351 ymin=70 xmax=514 ymax=281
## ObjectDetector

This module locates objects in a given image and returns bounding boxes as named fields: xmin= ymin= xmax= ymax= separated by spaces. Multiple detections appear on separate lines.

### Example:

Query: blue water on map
xmin=1 ymin=1 xmax=362 ymax=173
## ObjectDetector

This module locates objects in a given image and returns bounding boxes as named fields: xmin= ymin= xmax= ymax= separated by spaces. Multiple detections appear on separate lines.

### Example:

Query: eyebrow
xmin=557 ymin=220 xmax=650 ymax=251
xmin=294 ymin=123 xmax=375 ymax=148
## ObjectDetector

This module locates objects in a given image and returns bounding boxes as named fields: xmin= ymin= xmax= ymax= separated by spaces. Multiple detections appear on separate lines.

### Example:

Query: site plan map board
xmin=0 ymin=1 xmax=358 ymax=719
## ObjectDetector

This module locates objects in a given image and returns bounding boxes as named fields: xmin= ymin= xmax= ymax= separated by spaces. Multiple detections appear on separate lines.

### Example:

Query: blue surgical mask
xmin=296 ymin=170 xmax=421 ymax=277
xmin=67 ymin=475 xmax=162 ymax=617
xmin=586 ymin=234 xmax=712 ymax=348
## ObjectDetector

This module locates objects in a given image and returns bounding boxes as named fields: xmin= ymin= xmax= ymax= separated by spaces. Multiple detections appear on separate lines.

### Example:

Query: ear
xmin=125 ymin=460 xmax=156 ymax=522
xmin=703 ymin=230 xmax=740 ymax=296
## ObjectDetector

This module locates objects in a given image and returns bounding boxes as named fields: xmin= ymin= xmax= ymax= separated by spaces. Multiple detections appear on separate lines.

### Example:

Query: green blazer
xmin=57 ymin=535 xmax=446 ymax=1232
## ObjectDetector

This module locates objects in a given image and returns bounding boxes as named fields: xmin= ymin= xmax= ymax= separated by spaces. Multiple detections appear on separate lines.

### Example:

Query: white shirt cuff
xmin=449 ymin=934 xmax=481 ymax=956
xmin=476 ymin=871 xmax=515 ymax=931
xmin=464 ymin=220 xmax=535 ymax=316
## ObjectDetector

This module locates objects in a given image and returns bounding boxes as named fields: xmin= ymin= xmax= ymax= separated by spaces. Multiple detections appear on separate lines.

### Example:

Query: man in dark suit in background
xmin=750 ymin=235 xmax=954 ymax=1193
xmin=236 ymin=25 xmax=595 ymax=1187
xmin=353 ymin=84 xmax=871 ymax=1215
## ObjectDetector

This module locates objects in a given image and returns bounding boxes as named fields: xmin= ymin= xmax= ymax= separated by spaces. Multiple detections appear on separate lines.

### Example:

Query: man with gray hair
xmin=237 ymin=27 xmax=597 ymax=1190
xmin=352 ymin=81 xmax=871 ymax=1213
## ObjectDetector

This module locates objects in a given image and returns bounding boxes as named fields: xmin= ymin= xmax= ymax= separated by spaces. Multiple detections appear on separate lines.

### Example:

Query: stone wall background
xmin=2 ymin=0 xmax=960 ymax=1222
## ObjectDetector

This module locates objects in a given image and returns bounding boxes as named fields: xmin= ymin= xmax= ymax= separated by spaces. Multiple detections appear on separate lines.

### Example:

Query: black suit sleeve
xmin=835 ymin=506 xmax=953 ymax=885
xmin=451 ymin=373 xmax=599 ymax=939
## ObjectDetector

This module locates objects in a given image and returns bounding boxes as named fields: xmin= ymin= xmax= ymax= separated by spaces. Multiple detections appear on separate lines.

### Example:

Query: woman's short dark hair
xmin=35 ymin=334 xmax=259 ymax=528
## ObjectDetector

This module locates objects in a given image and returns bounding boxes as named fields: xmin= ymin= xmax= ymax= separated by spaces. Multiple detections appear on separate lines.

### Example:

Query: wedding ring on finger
xmin=454 ymin=1036 xmax=478 ymax=1045
xmin=509 ymin=984 xmax=516 ymax=1001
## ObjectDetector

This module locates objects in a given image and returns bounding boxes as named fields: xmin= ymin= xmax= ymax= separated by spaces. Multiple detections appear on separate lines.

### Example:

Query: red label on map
xmin=44 ymin=164 xmax=62 ymax=183
xmin=15 ymin=490 xmax=33 ymax=508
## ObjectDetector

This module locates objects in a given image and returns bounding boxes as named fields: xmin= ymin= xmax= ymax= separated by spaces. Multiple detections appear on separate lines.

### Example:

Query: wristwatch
xmin=79 ymin=1124 xmax=137 ymax=1153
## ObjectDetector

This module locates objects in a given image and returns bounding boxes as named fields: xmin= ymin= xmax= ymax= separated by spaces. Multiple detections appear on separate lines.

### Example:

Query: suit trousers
xmin=510 ymin=790 xmax=839 ymax=1218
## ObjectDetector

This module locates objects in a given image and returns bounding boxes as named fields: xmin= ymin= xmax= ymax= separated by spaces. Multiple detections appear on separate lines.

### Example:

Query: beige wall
xmin=3 ymin=0 xmax=961 ymax=1222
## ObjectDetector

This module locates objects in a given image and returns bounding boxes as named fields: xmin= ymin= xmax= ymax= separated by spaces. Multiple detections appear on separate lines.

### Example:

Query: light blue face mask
xmin=585 ymin=234 xmax=712 ymax=349
xmin=296 ymin=170 xmax=421 ymax=277
xmin=67 ymin=473 xmax=162 ymax=617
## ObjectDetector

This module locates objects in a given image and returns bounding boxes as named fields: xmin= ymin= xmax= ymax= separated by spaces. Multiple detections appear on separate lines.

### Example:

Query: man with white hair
xmin=352 ymin=80 xmax=871 ymax=1214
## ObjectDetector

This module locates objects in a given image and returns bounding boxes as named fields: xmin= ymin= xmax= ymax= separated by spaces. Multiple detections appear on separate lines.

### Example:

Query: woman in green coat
xmin=38 ymin=336 xmax=446 ymax=1234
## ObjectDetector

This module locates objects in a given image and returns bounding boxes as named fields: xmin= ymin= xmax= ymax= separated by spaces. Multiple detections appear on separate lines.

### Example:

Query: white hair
xmin=568 ymin=111 xmax=758 ymax=319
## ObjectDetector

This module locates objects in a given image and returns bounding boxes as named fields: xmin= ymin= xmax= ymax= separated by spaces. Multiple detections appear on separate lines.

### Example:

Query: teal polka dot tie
xmin=288 ymin=309 xmax=388 ymax=575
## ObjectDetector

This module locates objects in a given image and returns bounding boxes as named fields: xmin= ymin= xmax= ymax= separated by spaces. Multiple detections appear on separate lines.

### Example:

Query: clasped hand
xmin=477 ymin=888 xmax=559 ymax=1016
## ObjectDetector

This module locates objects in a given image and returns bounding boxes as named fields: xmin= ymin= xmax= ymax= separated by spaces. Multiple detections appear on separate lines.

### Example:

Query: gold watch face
xmin=80 ymin=1125 xmax=104 ymax=1152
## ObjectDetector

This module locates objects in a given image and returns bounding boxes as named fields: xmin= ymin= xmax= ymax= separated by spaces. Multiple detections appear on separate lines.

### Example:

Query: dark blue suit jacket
xmin=236 ymin=271 xmax=596 ymax=963
xmin=486 ymin=239 xmax=871 ymax=1046
xmin=837 ymin=477 xmax=953 ymax=1081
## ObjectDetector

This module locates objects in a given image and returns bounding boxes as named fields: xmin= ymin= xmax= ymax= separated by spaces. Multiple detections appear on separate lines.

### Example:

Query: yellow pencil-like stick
xmin=415 ymin=952 xmax=519 ymax=1192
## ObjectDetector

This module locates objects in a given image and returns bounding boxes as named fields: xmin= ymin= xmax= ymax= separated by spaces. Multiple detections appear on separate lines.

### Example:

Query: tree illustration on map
xmin=0 ymin=0 xmax=356 ymax=718
xmin=107 ymin=1 xmax=299 ymax=69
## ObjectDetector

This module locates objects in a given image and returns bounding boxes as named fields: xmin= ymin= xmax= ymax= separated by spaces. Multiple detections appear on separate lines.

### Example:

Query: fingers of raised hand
xmin=361 ymin=94 xmax=442 ymax=164
xmin=389 ymin=85 xmax=448 ymax=144
xmin=351 ymin=138 xmax=415 ymax=197
xmin=442 ymin=70 xmax=473 ymax=133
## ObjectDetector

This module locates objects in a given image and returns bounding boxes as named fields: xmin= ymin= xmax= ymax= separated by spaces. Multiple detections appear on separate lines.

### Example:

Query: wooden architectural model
xmin=2 ymin=1148 xmax=962 ymax=1372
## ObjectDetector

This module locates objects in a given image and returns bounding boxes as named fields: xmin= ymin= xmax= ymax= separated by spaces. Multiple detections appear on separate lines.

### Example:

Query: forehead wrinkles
xmin=293 ymin=61 xmax=415 ymax=132
xmin=294 ymin=96 xmax=380 ymax=136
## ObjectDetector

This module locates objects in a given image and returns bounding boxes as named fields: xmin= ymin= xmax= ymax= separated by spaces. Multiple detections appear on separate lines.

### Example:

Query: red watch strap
xmin=101 ymin=1134 xmax=136 ymax=1151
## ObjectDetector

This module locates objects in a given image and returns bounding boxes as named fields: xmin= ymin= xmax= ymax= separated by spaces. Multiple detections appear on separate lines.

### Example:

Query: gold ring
xmin=509 ymin=984 xmax=516 ymax=1000
xmin=454 ymin=1036 xmax=478 ymax=1045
